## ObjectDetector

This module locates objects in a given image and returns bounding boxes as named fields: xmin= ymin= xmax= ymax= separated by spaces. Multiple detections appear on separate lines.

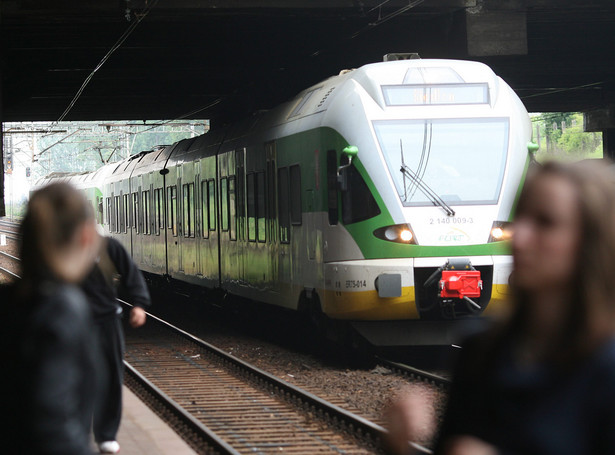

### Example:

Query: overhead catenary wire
xmin=351 ymin=0 xmax=425 ymax=38
xmin=127 ymin=98 xmax=222 ymax=137
xmin=47 ymin=0 xmax=161 ymax=131
xmin=520 ymin=81 xmax=604 ymax=101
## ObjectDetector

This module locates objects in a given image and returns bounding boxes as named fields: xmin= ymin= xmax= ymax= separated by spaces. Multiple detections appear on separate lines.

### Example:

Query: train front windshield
xmin=374 ymin=118 xmax=509 ymax=206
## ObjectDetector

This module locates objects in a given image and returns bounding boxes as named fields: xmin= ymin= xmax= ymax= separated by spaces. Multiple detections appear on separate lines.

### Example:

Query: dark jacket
xmin=81 ymin=237 xmax=151 ymax=321
xmin=0 ymin=282 xmax=101 ymax=455
xmin=435 ymin=333 xmax=615 ymax=455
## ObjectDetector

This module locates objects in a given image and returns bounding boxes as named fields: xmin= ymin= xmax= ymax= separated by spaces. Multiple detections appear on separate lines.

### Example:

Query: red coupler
xmin=439 ymin=270 xmax=482 ymax=299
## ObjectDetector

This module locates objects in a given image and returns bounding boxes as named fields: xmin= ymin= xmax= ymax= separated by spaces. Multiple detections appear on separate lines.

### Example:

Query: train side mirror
xmin=337 ymin=146 xmax=358 ymax=191
xmin=527 ymin=142 xmax=539 ymax=161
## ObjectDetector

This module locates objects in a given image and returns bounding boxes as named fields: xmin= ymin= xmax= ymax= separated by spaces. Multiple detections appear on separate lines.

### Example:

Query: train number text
xmin=345 ymin=280 xmax=367 ymax=289
xmin=429 ymin=217 xmax=474 ymax=225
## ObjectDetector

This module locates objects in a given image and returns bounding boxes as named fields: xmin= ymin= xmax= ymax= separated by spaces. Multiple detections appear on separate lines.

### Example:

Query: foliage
xmin=532 ymin=112 xmax=603 ymax=162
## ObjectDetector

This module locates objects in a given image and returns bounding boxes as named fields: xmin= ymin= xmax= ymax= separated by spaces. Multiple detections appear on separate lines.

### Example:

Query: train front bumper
xmin=321 ymin=256 xmax=513 ymax=321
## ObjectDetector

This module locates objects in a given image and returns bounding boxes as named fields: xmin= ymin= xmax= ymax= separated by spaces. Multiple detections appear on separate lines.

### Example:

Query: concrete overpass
xmin=2 ymin=0 xmax=615 ymax=213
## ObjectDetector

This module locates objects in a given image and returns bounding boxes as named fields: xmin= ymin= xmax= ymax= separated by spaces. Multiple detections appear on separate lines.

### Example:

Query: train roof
xmin=40 ymin=58 xmax=507 ymax=189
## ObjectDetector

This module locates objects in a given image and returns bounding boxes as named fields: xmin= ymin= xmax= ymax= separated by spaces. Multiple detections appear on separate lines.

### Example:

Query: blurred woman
xmin=0 ymin=182 xmax=101 ymax=454
xmin=386 ymin=160 xmax=615 ymax=455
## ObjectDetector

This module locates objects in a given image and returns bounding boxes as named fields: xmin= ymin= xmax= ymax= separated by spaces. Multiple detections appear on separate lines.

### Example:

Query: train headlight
xmin=488 ymin=221 xmax=513 ymax=242
xmin=374 ymin=224 xmax=417 ymax=244
xmin=491 ymin=227 xmax=504 ymax=240
xmin=400 ymin=229 xmax=413 ymax=242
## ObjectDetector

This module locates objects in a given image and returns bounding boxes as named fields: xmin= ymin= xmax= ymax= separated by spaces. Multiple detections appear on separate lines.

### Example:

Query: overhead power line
xmin=49 ymin=0 xmax=161 ymax=129
xmin=520 ymin=81 xmax=604 ymax=100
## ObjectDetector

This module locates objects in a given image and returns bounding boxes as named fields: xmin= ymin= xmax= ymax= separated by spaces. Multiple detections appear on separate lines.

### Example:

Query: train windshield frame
xmin=373 ymin=117 xmax=509 ymax=207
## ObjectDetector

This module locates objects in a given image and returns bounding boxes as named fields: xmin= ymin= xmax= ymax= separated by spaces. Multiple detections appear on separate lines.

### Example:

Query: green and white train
xmin=39 ymin=58 xmax=533 ymax=345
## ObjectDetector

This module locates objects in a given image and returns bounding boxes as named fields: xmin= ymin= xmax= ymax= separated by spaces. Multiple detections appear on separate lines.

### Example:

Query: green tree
xmin=534 ymin=112 xmax=603 ymax=161
xmin=557 ymin=113 xmax=602 ymax=157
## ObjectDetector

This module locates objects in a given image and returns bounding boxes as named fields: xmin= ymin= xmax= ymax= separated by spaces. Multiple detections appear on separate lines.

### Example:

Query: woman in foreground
xmin=1 ymin=182 xmax=101 ymax=454
xmin=387 ymin=160 xmax=615 ymax=455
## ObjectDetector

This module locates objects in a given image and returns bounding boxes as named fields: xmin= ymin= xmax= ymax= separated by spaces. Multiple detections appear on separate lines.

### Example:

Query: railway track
xmin=0 ymin=219 xmax=22 ymax=282
xmin=124 ymin=362 xmax=241 ymax=455
xmin=0 ymin=250 xmax=20 ymax=280
xmin=0 ymin=218 xmax=21 ymax=235
xmin=375 ymin=356 xmax=451 ymax=389
xmin=0 ymin=237 xmax=439 ymax=453
xmin=123 ymin=304 xmax=432 ymax=454
xmin=0 ymin=230 xmax=20 ymax=242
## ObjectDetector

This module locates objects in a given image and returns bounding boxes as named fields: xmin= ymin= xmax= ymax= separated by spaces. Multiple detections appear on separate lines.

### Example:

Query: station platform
xmin=96 ymin=385 xmax=198 ymax=455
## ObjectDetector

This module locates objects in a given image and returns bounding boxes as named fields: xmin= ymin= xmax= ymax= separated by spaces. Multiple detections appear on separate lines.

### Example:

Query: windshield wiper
xmin=400 ymin=163 xmax=456 ymax=216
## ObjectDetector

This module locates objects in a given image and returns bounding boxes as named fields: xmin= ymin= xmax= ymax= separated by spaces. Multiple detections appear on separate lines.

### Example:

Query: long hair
xmin=19 ymin=182 xmax=93 ymax=287
xmin=502 ymin=159 xmax=615 ymax=367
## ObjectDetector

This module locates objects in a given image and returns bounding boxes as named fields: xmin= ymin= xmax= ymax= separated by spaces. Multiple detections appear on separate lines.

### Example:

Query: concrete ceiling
xmin=3 ymin=0 xmax=615 ymax=126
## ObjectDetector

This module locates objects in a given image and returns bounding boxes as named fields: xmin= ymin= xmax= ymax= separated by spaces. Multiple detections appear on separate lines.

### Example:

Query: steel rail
xmin=124 ymin=361 xmax=242 ymax=455
xmin=0 ymin=265 xmax=20 ymax=279
xmin=375 ymin=355 xmax=451 ymax=389
xmin=0 ymin=230 xmax=21 ymax=242
xmin=120 ymin=299 xmax=433 ymax=454
xmin=0 ymin=251 xmax=21 ymax=262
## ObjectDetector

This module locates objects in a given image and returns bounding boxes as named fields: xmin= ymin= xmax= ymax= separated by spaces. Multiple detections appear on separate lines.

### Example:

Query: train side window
xmin=266 ymin=159 xmax=277 ymax=243
xmin=109 ymin=196 xmax=114 ymax=232
xmin=114 ymin=195 xmax=120 ymax=233
xmin=229 ymin=176 xmax=237 ymax=241
xmin=257 ymin=170 xmax=266 ymax=242
xmin=119 ymin=194 xmax=125 ymax=233
xmin=142 ymin=190 xmax=150 ymax=235
xmin=183 ymin=183 xmax=195 ymax=238
xmin=132 ymin=193 xmax=139 ymax=234
xmin=106 ymin=197 xmax=111 ymax=227
xmin=138 ymin=191 xmax=144 ymax=234
xmin=123 ymin=194 xmax=129 ymax=233
xmin=158 ymin=188 xmax=164 ymax=233
xmin=247 ymin=172 xmax=256 ymax=242
xmin=201 ymin=181 xmax=209 ymax=238
xmin=342 ymin=164 xmax=381 ymax=225
xmin=236 ymin=157 xmax=245 ymax=242
xmin=289 ymin=165 xmax=302 ymax=226
xmin=154 ymin=188 xmax=162 ymax=235
xmin=277 ymin=167 xmax=290 ymax=244
xmin=326 ymin=150 xmax=339 ymax=225
xmin=220 ymin=177 xmax=229 ymax=232
xmin=208 ymin=179 xmax=216 ymax=232
xmin=167 ymin=186 xmax=177 ymax=237
xmin=97 ymin=197 xmax=104 ymax=225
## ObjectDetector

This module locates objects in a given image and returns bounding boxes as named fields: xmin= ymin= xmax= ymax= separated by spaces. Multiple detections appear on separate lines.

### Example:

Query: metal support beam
xmin=465 ymin=3 xmax=528 ymax=56
xmin=584 ymin=105 xmax=615 ymax=132
xmin=603 ymin=129 xmax=615 ymax=161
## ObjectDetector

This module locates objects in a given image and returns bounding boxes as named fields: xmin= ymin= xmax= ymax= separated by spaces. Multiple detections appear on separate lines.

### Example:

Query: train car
xmin=39 ymin=57 xmax=533 ymax=346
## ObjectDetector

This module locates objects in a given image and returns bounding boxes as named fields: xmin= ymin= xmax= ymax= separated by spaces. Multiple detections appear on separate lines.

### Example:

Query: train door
xmin=235 ymin=149 xmax=246 ymax=285
xmin=265 ymin=142 xmax=278 ymax=291
xmin=198 ymin=156 xmax=218 ymax=288
xmin=179 ymin=163 xmax=198 ymax=276
xmin=177 ymin=164 xmax=183 ymax=271
xmin=195 ymin=161 xmax=202 ymax=277
xmin=109 ymin=187 xmax=116 ymax=238
xmin=165 ymin=165 xmax=179 ymax=276
xmin=141 ymin=172 xmax=153 ymax=267
xmin=126 ymin=176 xmax=133 ymax=257
xmin=306 ymin=188 xmax=316 ymax=261
xmin=133 ymin=175 xmax=144 ymax=264
xmin=152 ymin=173 xmax=165 ymax=276
xmin=120 ymin=178 xmax=131 ymax=253
xmin=218 ymin=150 xmax=237 ymax=289
xmin=277 ymin=163 xmax=292 ymax=294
